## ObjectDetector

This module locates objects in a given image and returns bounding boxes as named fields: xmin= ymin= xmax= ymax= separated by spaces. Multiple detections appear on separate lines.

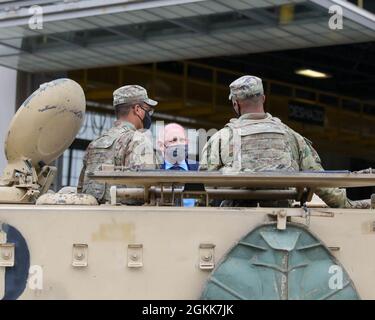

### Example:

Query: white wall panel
xmin=0 ymin=66 xmax=17 ymax=173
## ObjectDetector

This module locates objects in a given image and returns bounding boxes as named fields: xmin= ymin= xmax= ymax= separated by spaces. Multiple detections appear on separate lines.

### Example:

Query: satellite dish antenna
xmin=0 ymin=78 xmax=86 ymax=203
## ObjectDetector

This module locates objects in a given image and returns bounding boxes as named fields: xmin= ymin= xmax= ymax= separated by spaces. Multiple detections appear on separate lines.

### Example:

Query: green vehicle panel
xmin=201 ymin=223 xmax=359 ymax=300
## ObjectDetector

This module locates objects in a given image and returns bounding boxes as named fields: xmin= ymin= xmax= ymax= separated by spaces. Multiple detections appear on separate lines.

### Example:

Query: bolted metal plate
xmin=0 ymin=243 xmax=15 ymax=267
xmin=199 ymin=243 xmax=215 ymax=270
xmin=72 ymin=244 xmax=88 ymax=267
xmin=127 ymin=244 xmax=143 ymax=268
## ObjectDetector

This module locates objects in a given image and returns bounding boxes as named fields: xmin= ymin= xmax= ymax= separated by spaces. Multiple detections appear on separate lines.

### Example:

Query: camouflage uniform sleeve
xmin=77 ymin=149 xmax=88 ymax=192
xmin=199 ymin=127 xmax=232 ymax=171
xmin=154 ymin=148 xmax=164 ymax=169
xmin=288 ymin=129 xmax=351 ymax=208
xmin=115 ymin=130 xmax=158 ymax=170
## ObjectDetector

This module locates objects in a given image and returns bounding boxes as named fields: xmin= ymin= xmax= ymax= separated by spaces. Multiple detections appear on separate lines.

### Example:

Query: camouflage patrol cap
xmin=229 ymin=75 xmax=264 ymax=100
xmin=113 ymin=85 xmax=158 ymax=107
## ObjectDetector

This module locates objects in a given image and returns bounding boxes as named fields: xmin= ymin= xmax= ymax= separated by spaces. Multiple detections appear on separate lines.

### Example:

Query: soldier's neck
xmin=240 ymin=112 xmax=267 ymax=120
xmin=114 ymin=119 xmax=137 ymax=130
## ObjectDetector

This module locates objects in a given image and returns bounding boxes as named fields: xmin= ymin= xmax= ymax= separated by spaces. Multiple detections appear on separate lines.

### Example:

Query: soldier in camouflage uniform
xmin=199 ymin=75 xmax=369 ymax=208
xmin=78 ymin=85 xmax=159 ymax=204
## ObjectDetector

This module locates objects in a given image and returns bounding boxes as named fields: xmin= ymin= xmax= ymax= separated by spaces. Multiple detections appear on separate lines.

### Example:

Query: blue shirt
xmin=165 ymin=160 xmax=195 ymax=207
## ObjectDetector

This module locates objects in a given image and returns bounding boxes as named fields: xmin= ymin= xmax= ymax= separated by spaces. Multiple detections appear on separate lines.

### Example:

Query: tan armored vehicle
xmin=0 ymin=79 xmax=374 ymax=300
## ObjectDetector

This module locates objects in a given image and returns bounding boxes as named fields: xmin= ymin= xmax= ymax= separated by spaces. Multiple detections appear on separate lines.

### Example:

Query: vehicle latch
xmin=276 ymin=209 xmax=287 ymax=230
xmin=72 ymin=244 xmax=88 ymax=267
xmin=199 ymin=243 xmax=215 ymax=270
xmin=127 ymin=244 xmax=143 ymax=268
xmin=0 ymin=243 xmax=15 ymax=267
xmin=269 ymin=208 xmax=316 ymax=230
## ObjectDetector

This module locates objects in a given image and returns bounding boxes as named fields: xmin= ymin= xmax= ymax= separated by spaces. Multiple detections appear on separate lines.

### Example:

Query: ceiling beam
xmin=0 ymin=0 xmax=207 ymax=28
xmin=165 ymin=18 xmax=208 ymax=34
xmin=216 ymin=0 xmax=277 ymax=26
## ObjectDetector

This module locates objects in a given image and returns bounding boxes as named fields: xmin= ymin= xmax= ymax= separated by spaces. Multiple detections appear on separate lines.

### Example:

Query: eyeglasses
xmin=166 ymin=137 xmax=187 ymax=144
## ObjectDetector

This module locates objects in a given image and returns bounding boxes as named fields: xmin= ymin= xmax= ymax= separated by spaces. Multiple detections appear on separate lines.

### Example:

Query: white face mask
xmin=165 ymin=144 xmax=187 ymax=164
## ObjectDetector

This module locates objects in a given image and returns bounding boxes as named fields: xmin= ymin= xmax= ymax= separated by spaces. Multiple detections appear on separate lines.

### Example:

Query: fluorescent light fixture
xmin=295 ymin=69 xmax=331 ymax=78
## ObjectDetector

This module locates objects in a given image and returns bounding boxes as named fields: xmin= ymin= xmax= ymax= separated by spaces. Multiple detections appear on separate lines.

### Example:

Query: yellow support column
xmin=279 ymin=4 xmax=294 ymax=25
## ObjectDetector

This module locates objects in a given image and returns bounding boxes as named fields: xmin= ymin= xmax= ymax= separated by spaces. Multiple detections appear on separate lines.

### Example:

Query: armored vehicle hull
xmin=1 ymin=205 xmax=373 ymax=299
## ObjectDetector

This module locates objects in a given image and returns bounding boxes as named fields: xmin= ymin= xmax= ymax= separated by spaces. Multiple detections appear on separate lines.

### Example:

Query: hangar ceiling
xmin=203 ymin=41 xmax=375 ymax=102
xmin=0 ymin=0 xmax=374 ymax=72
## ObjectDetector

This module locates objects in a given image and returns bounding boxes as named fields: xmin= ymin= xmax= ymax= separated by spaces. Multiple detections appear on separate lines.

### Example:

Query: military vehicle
xmin=0 ymin=78 xmax=375 ymax=300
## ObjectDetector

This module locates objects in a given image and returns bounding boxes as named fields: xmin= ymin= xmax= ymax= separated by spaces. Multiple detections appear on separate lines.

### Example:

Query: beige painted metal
xmin=0 ymin=228 xmax=6 ymax=299
xmin=91 ymin=171 xmax=375 ymax=189
xmin=0 ymin=185 xmax=28 ymax=204
xmin=0 ymin=78 xmax=86 ymax=204
xmin=0 ymin=205 xmax=374 ymax=299
xmin=36 ymin=193 xmax=98 ymax=205
xmin=113 ymin=186 xmax=299 ymax=201
xmin=294 ymin=194 xmax=328 ymax=208
xmin=72 ymin=244 xmax=88 ymax=267
xmin=4 ymin=78 xmax=85 ymax=167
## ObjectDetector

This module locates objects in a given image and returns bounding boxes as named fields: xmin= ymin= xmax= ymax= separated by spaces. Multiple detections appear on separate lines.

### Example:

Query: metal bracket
xmin=38 ymin=165 xmax=57 ymax=196
xmin=127 ymin=244 xmax=143 ymax=268
xmin=269 ymin=208 xmax=322 ymax=230
xmin=276 ymin=209 xmax=287 ymax=230
xmin=303 ymin=204 xmax=311 ymax=227
xmin=199 ymin=243 xmax=215 ymax=270
xmin=144 ymin=185 xmax=150 ymax=204
xmin=72 ymin=244 xmax=88 ymax=267
xmin=329 ymin=246 xmax=340 ymax=252
xmin=110 ymin=186 xmax=117 ymax=206
xmin=0 ymin=243 xmax=15 ymax=267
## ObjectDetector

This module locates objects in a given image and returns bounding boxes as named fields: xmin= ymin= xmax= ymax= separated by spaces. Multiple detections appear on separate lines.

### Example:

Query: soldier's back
xmin=225 ymin=113 xmax=299 ymax=172
xmin=81 ymin=121 xmax=134 ymax=202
